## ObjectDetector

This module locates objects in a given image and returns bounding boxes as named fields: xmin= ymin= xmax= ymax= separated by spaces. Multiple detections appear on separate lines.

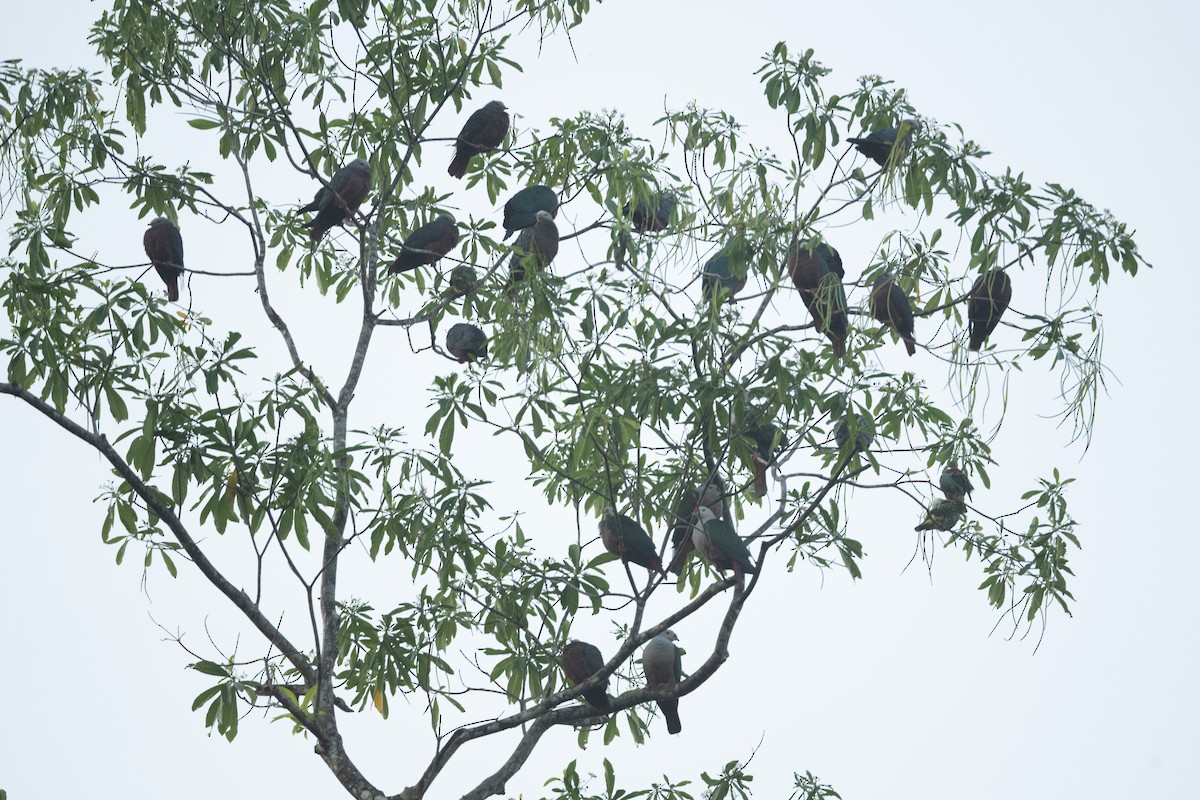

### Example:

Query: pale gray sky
xmin=2 ymin=1 xmax=1196 ymax=799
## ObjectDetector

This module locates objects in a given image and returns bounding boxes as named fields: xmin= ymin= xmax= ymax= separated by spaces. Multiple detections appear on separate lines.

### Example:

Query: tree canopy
xmin=0 ymin=1 xmax=1146 ymax=798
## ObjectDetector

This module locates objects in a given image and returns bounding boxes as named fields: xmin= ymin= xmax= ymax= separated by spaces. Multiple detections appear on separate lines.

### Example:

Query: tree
xmin=0 ymin=1 xmax=1146 ymax=798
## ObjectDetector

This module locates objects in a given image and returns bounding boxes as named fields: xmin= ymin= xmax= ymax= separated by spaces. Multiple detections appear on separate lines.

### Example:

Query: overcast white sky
xmin=2 ymin=1 xmax=1197 ymax=799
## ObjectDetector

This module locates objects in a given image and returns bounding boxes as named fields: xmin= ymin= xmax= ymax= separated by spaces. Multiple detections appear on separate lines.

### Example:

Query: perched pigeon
xmin=143 ymin=217 xmax=184 ymax=302
xmin=561 ymin=640 xmax=610 ymax=712
xmin=389 ymin=214 xmax=460 ymax=274
xmin=642 ymin=631 xmax=682 ymax=735
xmin=615 ymin=192 xmax=677 ymax=269
xmin=968 ymin=269 xmax=1013 ymax=351
xmin=448 ymin=100 xmax=509 ymax=179
xmin=668 ymin=476 xmax=725 ymax=575
xmin=915 ymin=499 xmax=967 ymax=532
xmin=787 ymin=240 xmax=847 ymax=357
xmin=939 ymin=466 xmax=975 ymax=502
xmin=869 ymin=273 xmax=917 ymax=356
xmin=302 ymin=158 xmax=373 ymax=242
xmin=599 ymin=507 xmax=665 ymax=576
xmin=744 ymin=418 xmax=784 ymax=500
xmin=508 ymin=210 xmax=559 ymax=284
xmin=445 ymin=322 xmax=488 ymax=363
xmin=835 ymin=413 xmax=875 ymax=453
xmin=502 ymin=185 xmax=559 ymax=240
xmin=701 ymin=238 xmax=750 ymax=303
xmin=625 ymin=192 xmax=676 ymax=234
xmin=692 ymin=506 xmax=757 ymax=586
xmin=847 ymin=119 xmax=918 ymax=168
xmin=448 ymin=264 xmax=478 ymax=297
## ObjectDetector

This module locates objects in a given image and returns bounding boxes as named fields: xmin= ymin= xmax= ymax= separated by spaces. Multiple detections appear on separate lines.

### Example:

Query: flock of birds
xmin=139 ymin=101 xmax=1002 ymax=733
xmin=561 ymin=459 xmax=978 ymax=734
xmin=142 ymin=101 xmax=1013 ymax=363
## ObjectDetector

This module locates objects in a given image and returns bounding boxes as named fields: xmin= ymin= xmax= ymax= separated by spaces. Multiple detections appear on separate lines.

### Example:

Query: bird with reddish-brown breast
xmin=968 ymin=269 xmax=1013 ymax=351
xmin=448 ymin=100 xmax=509 ymax=179
xmin=561 ymin=640 xmax=610 ymax=712
xmin=389 ymin=214 xmax=460 ymax=274
xmin=143 ymin=217 xmax=184 ymax=302
xmin=599 ymin=507 xmax=665 ymax=576
xmin=301 ymin=158 xmax=372 ymax=243
xmin=869 ymin=273 xmax=917 ymax=356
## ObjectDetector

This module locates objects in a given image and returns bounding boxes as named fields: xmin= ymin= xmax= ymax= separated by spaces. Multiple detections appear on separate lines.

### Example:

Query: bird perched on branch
xmin=869 ymin=273 xmax=917 ymax=356
xmin=502 ymin=185 xmax=558 ymax=240
xmin=847 ymin=119 xmax=918 ymax=167
xmin=615 ymin=192 xmax=677 ymax=269
xmin=968 ymin=269 xmax=1013 ymax=351
xmin=389 ymin=214 xmax=460 ymax=274
xmin=668 ymin=477 xmax=725 ymax=575
xmin=787 ymin=239 xmax=848 ymax=357
xmin=701 ymin=237 xmax=750 ymax=303
xmin=448 ymin=100 xmax=509 ymax=179
xmin=939 ymin=466 xmax=975 ymax=502
xmin=915 ymin=499 xmax=967 ymax=531
xmin=445 ymin=323 xmax=488 ymax=363
xmin=642 ymin=631 xmax=683 ymax=735
xmin=143 ymin=217 xmax=184 ymax=302
xmin=692 ymin=506 xmax=757 ymax=587
xmin=508 ymin=210 xmax=559 ymax=285
xmin=561 ymin=640 xmax=610 ymax=712
xmin=300 ymin=158 xmax=372 ymax=242
xmin=599 ymin=507 xmax=665 ymax=576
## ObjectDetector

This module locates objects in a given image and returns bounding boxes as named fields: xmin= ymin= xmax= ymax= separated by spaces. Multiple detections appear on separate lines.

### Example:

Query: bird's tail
xmin=903 ymin=336 xmax=917 ymax=356
xmin=447 ymin=150 xmax=470 ymax=179
xmin=167 ymin=278 xmax=179 ymax=303
xmin=753 ymin=462 xmax=768 ymax=498
xmin=658 ymin=699 xmax=682 ymax=735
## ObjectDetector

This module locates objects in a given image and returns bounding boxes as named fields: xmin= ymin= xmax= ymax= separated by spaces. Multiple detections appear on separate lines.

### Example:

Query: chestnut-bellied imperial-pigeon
xmin=448 ymin=100 xmax=509 ymax=179
xmin=301 ymin=158 xmax=373 ymax=242
xmin=668 ymin=476 xmax=725 ymax=575
xmin=968 ymin=269 xmax=1013 ymax=351
xmin=599 ymin=507 xmax=665 ymax=576
xmin=143 ymin=217 xmax=184 ymax=302
xmin=561 ymin=640 xmax=610 ymax=712
xmin=503 ymin=185 xmax=559 ymax=240
xmin=390 ymin=214 xmax=460 ymax=274
xmin=869 ymin=273 xmax=917 ymax=356
xmin=701 ymin=237 xmax=750 ymax=303
xmin=787 ymin=239 xmax=848 ymax=358
xmin=692 ymin=506 xmax=757 ymax=586
xmin=642 ymin=631 xmax=682 ymax=735
xmin=508 ymin=209 xmax=559 ymax=284
xmin=445 ymin=322 xmax=488 ymax=363
xmin=847 ymin=119 xmax=918 ymax=168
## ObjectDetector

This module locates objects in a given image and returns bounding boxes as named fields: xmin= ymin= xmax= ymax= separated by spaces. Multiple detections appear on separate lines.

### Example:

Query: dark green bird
xmin=847 ymin=119 xmax=919 ymax=168
xmin=389 ymin=213 xmax=460 ymax=274
xmin=668 ymin=477 xmax=725 ymax=575
xmin=939 ymin=466 xmax=975 ymax=502
xmin=835 ymin=413 xmax=875 ymax=453
xmin=600 ymin=507 xmax=665 ymax=576
xmin=691 ymin=506 xmax=757 ymax=586
xmin=787 ymin=239 xmax=847 ymax=357
xmin=869 ymin=273 xmax=917 ymax=356
xmin=625 ymin=192 xmax=676 ymax=234
xmin=745 ymin=420 xmax=784 ymax=499
xmin=502 ymin=185 xmax=559 ymax=240
xmin=448 ymin=264 xmax=478 ymax=297
xmin=445 ymin=322 xmax=488 ymax=363
xmin=968 ymin=269 xmax=1013 ymax=351
xmin=701 ymin=238 xmax=750 ymax=303
xmin=561 ymin=640 xmax=610 ymax=712
xmin=642 ymin=631 xmax=682 ymax=735
xmin=915 ymin=499 xmax=967 ymax=532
